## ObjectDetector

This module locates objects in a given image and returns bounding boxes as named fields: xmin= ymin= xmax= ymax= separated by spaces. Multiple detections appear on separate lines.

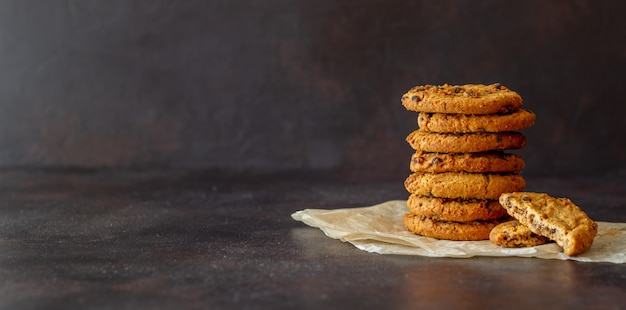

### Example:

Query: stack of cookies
xmin=400 ymin=83 xmax=535 ymax=241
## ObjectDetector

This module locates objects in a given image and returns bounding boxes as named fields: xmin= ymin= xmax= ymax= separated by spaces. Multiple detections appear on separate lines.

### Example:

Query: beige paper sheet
xmin=291 ymin=200 xmax=626 ymax=264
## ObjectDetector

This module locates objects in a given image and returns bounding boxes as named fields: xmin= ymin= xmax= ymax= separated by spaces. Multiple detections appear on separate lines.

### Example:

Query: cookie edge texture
xmin=404 ymin=172 xmax=526 ymax=199
xmin=417 ymin=109 xmax=536 ymax=133
xmin=407 ymin=194 xmax=508 ymax=221
xmin=410 ymin=151 xmax=525 ymax=173
xmin=403 ymin=213 xmax=508 ymax=241
xmin=406 ymin=130 xmax=527 ymax=153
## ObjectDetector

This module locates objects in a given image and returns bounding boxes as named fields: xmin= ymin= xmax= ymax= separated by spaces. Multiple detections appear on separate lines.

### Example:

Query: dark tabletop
xmin=0 ymin=169 xmax=625 ymax=309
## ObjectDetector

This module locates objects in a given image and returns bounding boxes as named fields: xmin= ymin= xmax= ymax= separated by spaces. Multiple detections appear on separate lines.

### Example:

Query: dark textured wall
xmin=0 ymin=0 xmax=624 ymax=177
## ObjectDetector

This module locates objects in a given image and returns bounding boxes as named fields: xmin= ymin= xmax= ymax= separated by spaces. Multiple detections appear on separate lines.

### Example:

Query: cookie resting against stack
xmin=401 ymin=83 xmax=535 ymax=241
xmin=497 ymin=192 xmax=598 ymax=256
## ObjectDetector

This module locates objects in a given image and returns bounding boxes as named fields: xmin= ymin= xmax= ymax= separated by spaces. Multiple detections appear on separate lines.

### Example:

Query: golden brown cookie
xmin=410 ymin=151 xmax=525 ymax=173
xmin=406 ymin=130 xmax=527 ymax=153
xmin=489 ymin=220 xmax=551 ymax=248
xmin=404 ymin=172 xmax=525 ymax=200
xmin=418 ymin=109 xmax=536 ymax=133
xmin=401 ymin=83 xmax=523 ymax=114
xmin=499 ymin=192 xmax=598 ymax=256
xmin=407 ymin=194 xmax=508 ymax=221
xmin=403 ymin=213 xmax=509 ymax=241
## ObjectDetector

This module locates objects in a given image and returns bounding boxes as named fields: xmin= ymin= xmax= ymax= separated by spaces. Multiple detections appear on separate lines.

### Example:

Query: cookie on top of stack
xmin=400 ymin=83 xmax=535 ymax=241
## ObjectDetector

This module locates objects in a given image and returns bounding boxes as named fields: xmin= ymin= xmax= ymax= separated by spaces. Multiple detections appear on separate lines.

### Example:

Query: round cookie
xmin=404 ymin=172 xmax=526 ymax=199
xmin=401 ymin=83 xmax=523 ymax=114
xmin=406 ymin=130 xmax=526 ymax=153
xmin=418 ymin=109 xmax=536 ymax=133
xmin=410 ymin=151 xmax=525 ymax=173
xmin=407 ymin=194 xmax=508 ymax=221
xmin=403 ymin=213 xmax=509 ymax=241
xmin=489 ymin=220 xmax=551 ymax=248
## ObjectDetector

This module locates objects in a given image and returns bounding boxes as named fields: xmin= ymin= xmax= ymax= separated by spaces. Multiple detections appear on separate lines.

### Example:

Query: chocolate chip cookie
xmin=402 ymin=83 xmax=523 ymax=114
xmin=406 ymin=130 xmax=527 ymax=153
xmin=410 ymin=151 xmax=525 ymax=173
xmin=407 ymin=194 xmax=508 ymax=221
xmin=403 ymin=213 xmax=510 ymax=241
xmin=499 ymin=192 xmax=598 ymax=256
xmin=418 ymin=109 xmax=536 ymax=133
xmin=489 ymin=220 xmax=551 ymax=248
xmin=404 ymin=172 xmax=526 ymax=200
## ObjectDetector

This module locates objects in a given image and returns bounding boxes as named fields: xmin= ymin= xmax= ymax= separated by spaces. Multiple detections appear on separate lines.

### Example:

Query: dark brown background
xmin=0 ymin=0 xmax=624 ymax=177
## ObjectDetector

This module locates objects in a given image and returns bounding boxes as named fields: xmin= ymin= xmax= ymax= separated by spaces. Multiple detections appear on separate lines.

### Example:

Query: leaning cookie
xmin=402 ymin=83 xmax=523 ymax=114
xmin=410 ymin=151 xmax=525 ymax=173
xmin=418 ymin=109 xmax=536 ymax=133
xmin=499 ymin=192 xmax=598 ymax=256
xmin=489 ymin=220 xmax=551 ymax=248
xmin=403 ymin=213 xmax=509 ymax=241
xmin=406 ymin=130 xmax=527 ymax=153
xmin=404 ymin=172 xmax=526 ymax=200
xmin=407 ymin=194 xmax=507 ymax=221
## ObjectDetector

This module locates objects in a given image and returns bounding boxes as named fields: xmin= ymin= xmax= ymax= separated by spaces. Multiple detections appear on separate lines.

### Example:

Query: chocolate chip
xmin=411 ymin=95 xmax=420 ymax=102
xmin=431 ymin=157 xmax=442 ymax=166
xmin=522 ymin=196 xmax=532 ymax=202
xmin=493 ymin=83 xmax=502 ymax=89
xmin=413 ymin=156 xmax=424 ymax=164
xmin=501 ymin=105 xmax=513 ymax=113
xmin=454 ymin=87 xmax=462 ymax=93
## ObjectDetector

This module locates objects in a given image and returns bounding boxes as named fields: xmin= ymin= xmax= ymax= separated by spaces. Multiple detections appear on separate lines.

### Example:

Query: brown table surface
xmin=0 ymin=169 xmax=624 ymax=309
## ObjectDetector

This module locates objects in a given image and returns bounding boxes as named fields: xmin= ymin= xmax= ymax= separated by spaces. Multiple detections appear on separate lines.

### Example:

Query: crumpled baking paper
xmin=291 ymin=200 xmax=626 ymax=264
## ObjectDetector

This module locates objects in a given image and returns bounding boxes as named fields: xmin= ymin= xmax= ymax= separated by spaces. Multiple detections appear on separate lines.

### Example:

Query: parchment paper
xmin=291 ymin=200 xmax=626 ymax=264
